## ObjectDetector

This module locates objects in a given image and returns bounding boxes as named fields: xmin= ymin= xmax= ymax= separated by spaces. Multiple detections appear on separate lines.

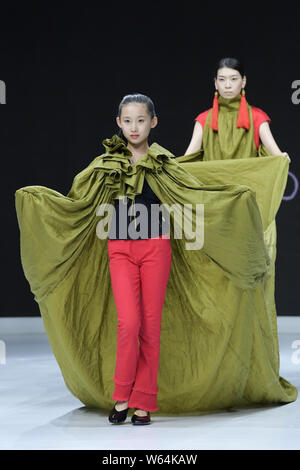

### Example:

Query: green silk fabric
xmin=15 ymin=126 xmax=298 ymax=413
xmin=202 ymin=92 xmax=258 ymax=160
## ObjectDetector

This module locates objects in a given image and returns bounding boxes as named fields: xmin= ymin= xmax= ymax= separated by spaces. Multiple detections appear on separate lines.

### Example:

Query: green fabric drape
xmin=15 ymin=130 xmax=297 ymax=414
xmin=202 ymin=92 xmax=258 ymax=160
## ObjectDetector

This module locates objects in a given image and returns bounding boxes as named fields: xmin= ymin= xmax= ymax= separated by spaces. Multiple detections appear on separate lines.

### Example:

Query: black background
xmin=2 ymin=1 xmax=299 ymax=316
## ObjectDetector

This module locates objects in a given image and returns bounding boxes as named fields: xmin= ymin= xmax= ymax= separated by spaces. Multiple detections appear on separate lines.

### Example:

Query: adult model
xmin=185 ymin=57 xmax=291 ymax=162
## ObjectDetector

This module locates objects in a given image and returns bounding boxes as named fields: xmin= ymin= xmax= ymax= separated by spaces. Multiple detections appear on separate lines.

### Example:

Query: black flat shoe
xmin=108 ymin=403 xmax=129 ymax=424
xmin=131 ymin=409 xmax=151 ymax=425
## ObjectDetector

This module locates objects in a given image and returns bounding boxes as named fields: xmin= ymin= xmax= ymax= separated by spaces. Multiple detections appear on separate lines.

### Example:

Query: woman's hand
xmin=259 ymin=123 xmax=291 ymax=162
xmin=281 ymin=152 xmax=291 ymax=162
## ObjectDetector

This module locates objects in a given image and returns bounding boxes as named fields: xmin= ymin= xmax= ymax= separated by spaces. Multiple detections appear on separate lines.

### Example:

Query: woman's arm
xmin=184 ymin=121 xmax=203 ymax=155
xmin=259 ymin=122 xmax=291 ymax=161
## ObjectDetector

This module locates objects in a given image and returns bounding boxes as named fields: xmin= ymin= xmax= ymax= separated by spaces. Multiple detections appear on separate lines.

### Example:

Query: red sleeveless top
xmin=194 ymin=106 xmax=271 ymax=149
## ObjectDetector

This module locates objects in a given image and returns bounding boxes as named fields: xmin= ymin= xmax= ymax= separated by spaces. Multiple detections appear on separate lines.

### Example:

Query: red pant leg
xmin=108 ymin=237 xmax=172 ymax=412
xmin=108 ymin=240 xmax=142 ymax=401
xmin=128 ymin=237 xmax=172 ymax=412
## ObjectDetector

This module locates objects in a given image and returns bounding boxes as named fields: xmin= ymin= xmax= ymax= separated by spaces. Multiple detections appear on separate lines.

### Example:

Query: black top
xmin=108 ymin=178 xmax=170 ymax=240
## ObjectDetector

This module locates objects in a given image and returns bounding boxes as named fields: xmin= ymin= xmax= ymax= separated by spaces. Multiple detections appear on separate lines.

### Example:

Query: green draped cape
xmin=15 ymin=129 xmax=298 ymax=414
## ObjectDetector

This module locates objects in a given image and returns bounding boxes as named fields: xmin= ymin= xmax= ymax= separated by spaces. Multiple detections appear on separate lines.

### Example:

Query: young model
xmin=107 ymin=94 xmax=172 ymax=425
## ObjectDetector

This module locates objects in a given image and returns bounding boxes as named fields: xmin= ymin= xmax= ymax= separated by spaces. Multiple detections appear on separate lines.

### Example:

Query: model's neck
xmin=127 ymin=140 xmax=149 ymax=162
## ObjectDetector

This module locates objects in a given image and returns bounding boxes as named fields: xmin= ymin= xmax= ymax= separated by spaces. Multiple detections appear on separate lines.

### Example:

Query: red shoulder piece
xmin=251 ymin=106 xmax=271 ymax=149
xmin=194 ymin=108 xmax=212 ymax=129
xmin=194 ymin=106 xmax=271 ymax=150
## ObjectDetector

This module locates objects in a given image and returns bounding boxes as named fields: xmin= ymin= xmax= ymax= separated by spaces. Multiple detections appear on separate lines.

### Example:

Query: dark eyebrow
xmin=218 ymin=74 xmax=239 ymax=78
xmin=123 ymin=115 xmax=146 ymax=118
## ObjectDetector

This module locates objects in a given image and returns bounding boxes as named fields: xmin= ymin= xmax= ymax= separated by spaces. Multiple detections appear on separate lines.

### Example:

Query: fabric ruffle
xmin=93 ymin=134 xmax=175 ymax=204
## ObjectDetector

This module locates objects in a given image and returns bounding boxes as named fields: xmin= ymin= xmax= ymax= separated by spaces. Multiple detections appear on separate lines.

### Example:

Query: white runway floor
xmin=0 ymin=316 xmax=299 ymax=450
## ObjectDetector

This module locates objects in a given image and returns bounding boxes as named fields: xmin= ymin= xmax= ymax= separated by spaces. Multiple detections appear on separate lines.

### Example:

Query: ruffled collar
xmin=101 ymin=134 xmax=175 ymax=165
xmin=93 ymin=134 xmax=176 ymax=203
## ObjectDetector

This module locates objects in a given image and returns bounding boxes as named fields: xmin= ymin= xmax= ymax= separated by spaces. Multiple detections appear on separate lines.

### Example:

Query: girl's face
xmin=214 ymin=67 xmax=246 ymax=98
xmin=116 ymin=102 xmax=158 ymax=145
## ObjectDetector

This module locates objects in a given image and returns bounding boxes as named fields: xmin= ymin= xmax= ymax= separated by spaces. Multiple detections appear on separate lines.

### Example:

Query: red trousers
xmin=107 ymin=234 xmax=172 ymax=412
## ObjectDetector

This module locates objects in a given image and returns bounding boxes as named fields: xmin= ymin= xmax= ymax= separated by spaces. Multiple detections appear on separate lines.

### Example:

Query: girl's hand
xmin=281 ymin=152 xmax=291 ymax=162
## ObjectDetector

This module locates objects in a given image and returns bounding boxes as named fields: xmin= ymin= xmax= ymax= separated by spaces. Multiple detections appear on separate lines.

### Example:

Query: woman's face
xmin=116 ymin=102 xmax=158 ymax=145
xmin=214 ymin=67 xmax=246 ymax=98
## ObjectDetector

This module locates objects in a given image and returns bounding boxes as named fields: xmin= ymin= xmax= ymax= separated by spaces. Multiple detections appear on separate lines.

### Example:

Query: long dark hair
xmin=214 ymin=57 xmax=245 ymax=79
xmin=116 ymin=93 xmax=157 ymax=143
